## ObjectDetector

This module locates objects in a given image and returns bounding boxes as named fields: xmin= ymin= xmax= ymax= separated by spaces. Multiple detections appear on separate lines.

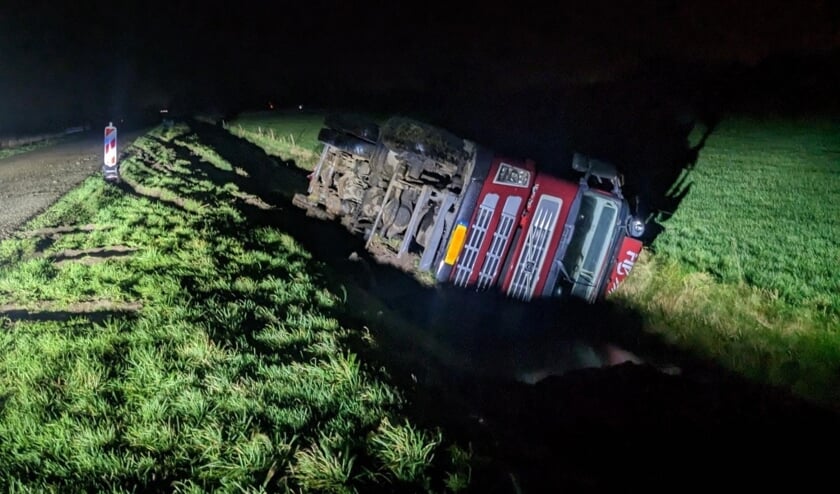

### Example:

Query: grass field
xmin=225 ymin=111 xmax=390 ymax=172
xmin=0 ymin=123 xmax=469 ymax=492
xmin=653 ymin=118 xmax=840 ymax=316
xmin=224 ymin=112 xmax=325 ymax=170
xmin=228 ymin=112 xmax=840 ymax=408
xmin=612 ymin=117 xmax=840 ymax=405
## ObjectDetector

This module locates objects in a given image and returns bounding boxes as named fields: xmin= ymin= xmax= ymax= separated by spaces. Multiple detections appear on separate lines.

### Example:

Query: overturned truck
xmin=292 ymin=115 xmax=646 ymax=303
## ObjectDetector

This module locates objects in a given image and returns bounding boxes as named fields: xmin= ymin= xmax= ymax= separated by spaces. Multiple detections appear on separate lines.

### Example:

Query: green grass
xmin=614 ymin=117 xmax=840 ymax=407
xmin=0 ymin=123 xmax=469 ymax=492
xmin=226 ymin=111 xmax=391 ymax=171
xmin=225 ymin=112 xmax=326 ymax=170
xmin=652 ymin=118 xmax=840 ymax=317
xmin=613 ymin=252 xmax=840 ymax=405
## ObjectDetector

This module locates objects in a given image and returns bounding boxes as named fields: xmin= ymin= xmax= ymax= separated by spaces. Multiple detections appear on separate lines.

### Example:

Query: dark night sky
xmin=1 ymin=0 xmax=839 ymax=134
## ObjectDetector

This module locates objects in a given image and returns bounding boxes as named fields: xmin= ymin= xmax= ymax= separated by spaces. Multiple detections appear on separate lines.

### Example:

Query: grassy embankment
xmin=0 ymin=123 xmax=470 ymax=492
xmin=230 ymin=113 xmax=840 ymax=408
xmin=223 ymin=112 xmax=325 ymax=171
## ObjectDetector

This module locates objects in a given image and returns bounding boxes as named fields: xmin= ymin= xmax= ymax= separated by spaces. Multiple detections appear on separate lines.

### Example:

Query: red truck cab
xmin=439 ymin=155 xmax=644 ymax=302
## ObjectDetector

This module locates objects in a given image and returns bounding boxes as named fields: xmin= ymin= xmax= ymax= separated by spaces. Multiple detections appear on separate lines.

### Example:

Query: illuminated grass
xmin=611 ymin=117 xmax=840 ymax=407
xmin=225 ymin=112 xmax=325 ymax=170
xmin=613 ymin=252 xmax=840 ymax=406
xmin=0 ymin=124 xmax=467 ymax=492
xmin=368 ymin=417 xmax=442 ymax=483
xmin=652 ymin=117 xmax=840 ymax=316
xmin=174 ymin=134 xmax=234 ymax=171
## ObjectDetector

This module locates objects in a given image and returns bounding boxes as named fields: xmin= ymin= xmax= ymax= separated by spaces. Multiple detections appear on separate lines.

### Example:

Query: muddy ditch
xmin=170 ymin=120 xmax=840 ymax=491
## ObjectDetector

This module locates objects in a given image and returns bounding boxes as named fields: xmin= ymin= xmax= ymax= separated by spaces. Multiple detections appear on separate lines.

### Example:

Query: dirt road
xmin=0 ymin=130 xmax=144 ymax=239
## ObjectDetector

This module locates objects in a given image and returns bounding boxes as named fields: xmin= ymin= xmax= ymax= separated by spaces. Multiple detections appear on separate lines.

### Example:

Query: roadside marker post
xmin=103 ymin=122 xmax=119 ymax=182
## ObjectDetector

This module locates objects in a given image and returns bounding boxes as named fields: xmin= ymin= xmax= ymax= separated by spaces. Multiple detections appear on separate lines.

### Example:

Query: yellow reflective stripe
xmin=444 ymin=224 xmax=468 ymax=265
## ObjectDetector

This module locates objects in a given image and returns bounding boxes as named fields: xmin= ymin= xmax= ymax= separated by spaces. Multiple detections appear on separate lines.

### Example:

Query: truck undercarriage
xmin=293 ymin=114 xmax=645 ymax=302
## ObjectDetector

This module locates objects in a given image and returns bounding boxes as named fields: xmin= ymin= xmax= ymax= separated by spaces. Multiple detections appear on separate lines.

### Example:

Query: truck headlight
xmin=494 ymin=163 xmax=531 ymax=187
xmin=627 ymin=217 xmax=645 ymax=238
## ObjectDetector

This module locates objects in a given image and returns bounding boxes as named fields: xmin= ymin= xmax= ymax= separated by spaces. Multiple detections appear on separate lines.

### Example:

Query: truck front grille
xmin=477 ymin=196 xmax=521 ymax=290
xmin=507 ymin=195 xmax=562 ymax=300
xmin=454 ymin=194 xmax=498 ymax=287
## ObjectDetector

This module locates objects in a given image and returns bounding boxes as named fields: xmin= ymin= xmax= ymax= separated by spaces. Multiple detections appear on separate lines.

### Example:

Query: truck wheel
xmin=324 ymin=114 xmax=380 ymax=144
xmin=318 ymin=128 xmax=376 ymax=159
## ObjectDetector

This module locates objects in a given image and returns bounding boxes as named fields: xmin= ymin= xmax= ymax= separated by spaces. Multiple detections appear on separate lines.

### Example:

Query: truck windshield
xmin=561 ymin=191 xmax=619 ymax=300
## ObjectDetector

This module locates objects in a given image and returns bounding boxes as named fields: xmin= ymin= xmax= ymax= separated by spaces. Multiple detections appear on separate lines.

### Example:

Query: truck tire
xmin=324 ymin=114 xmax=380 ymax=144
xmin=318 ymin=128 xmax=376 ymax=159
